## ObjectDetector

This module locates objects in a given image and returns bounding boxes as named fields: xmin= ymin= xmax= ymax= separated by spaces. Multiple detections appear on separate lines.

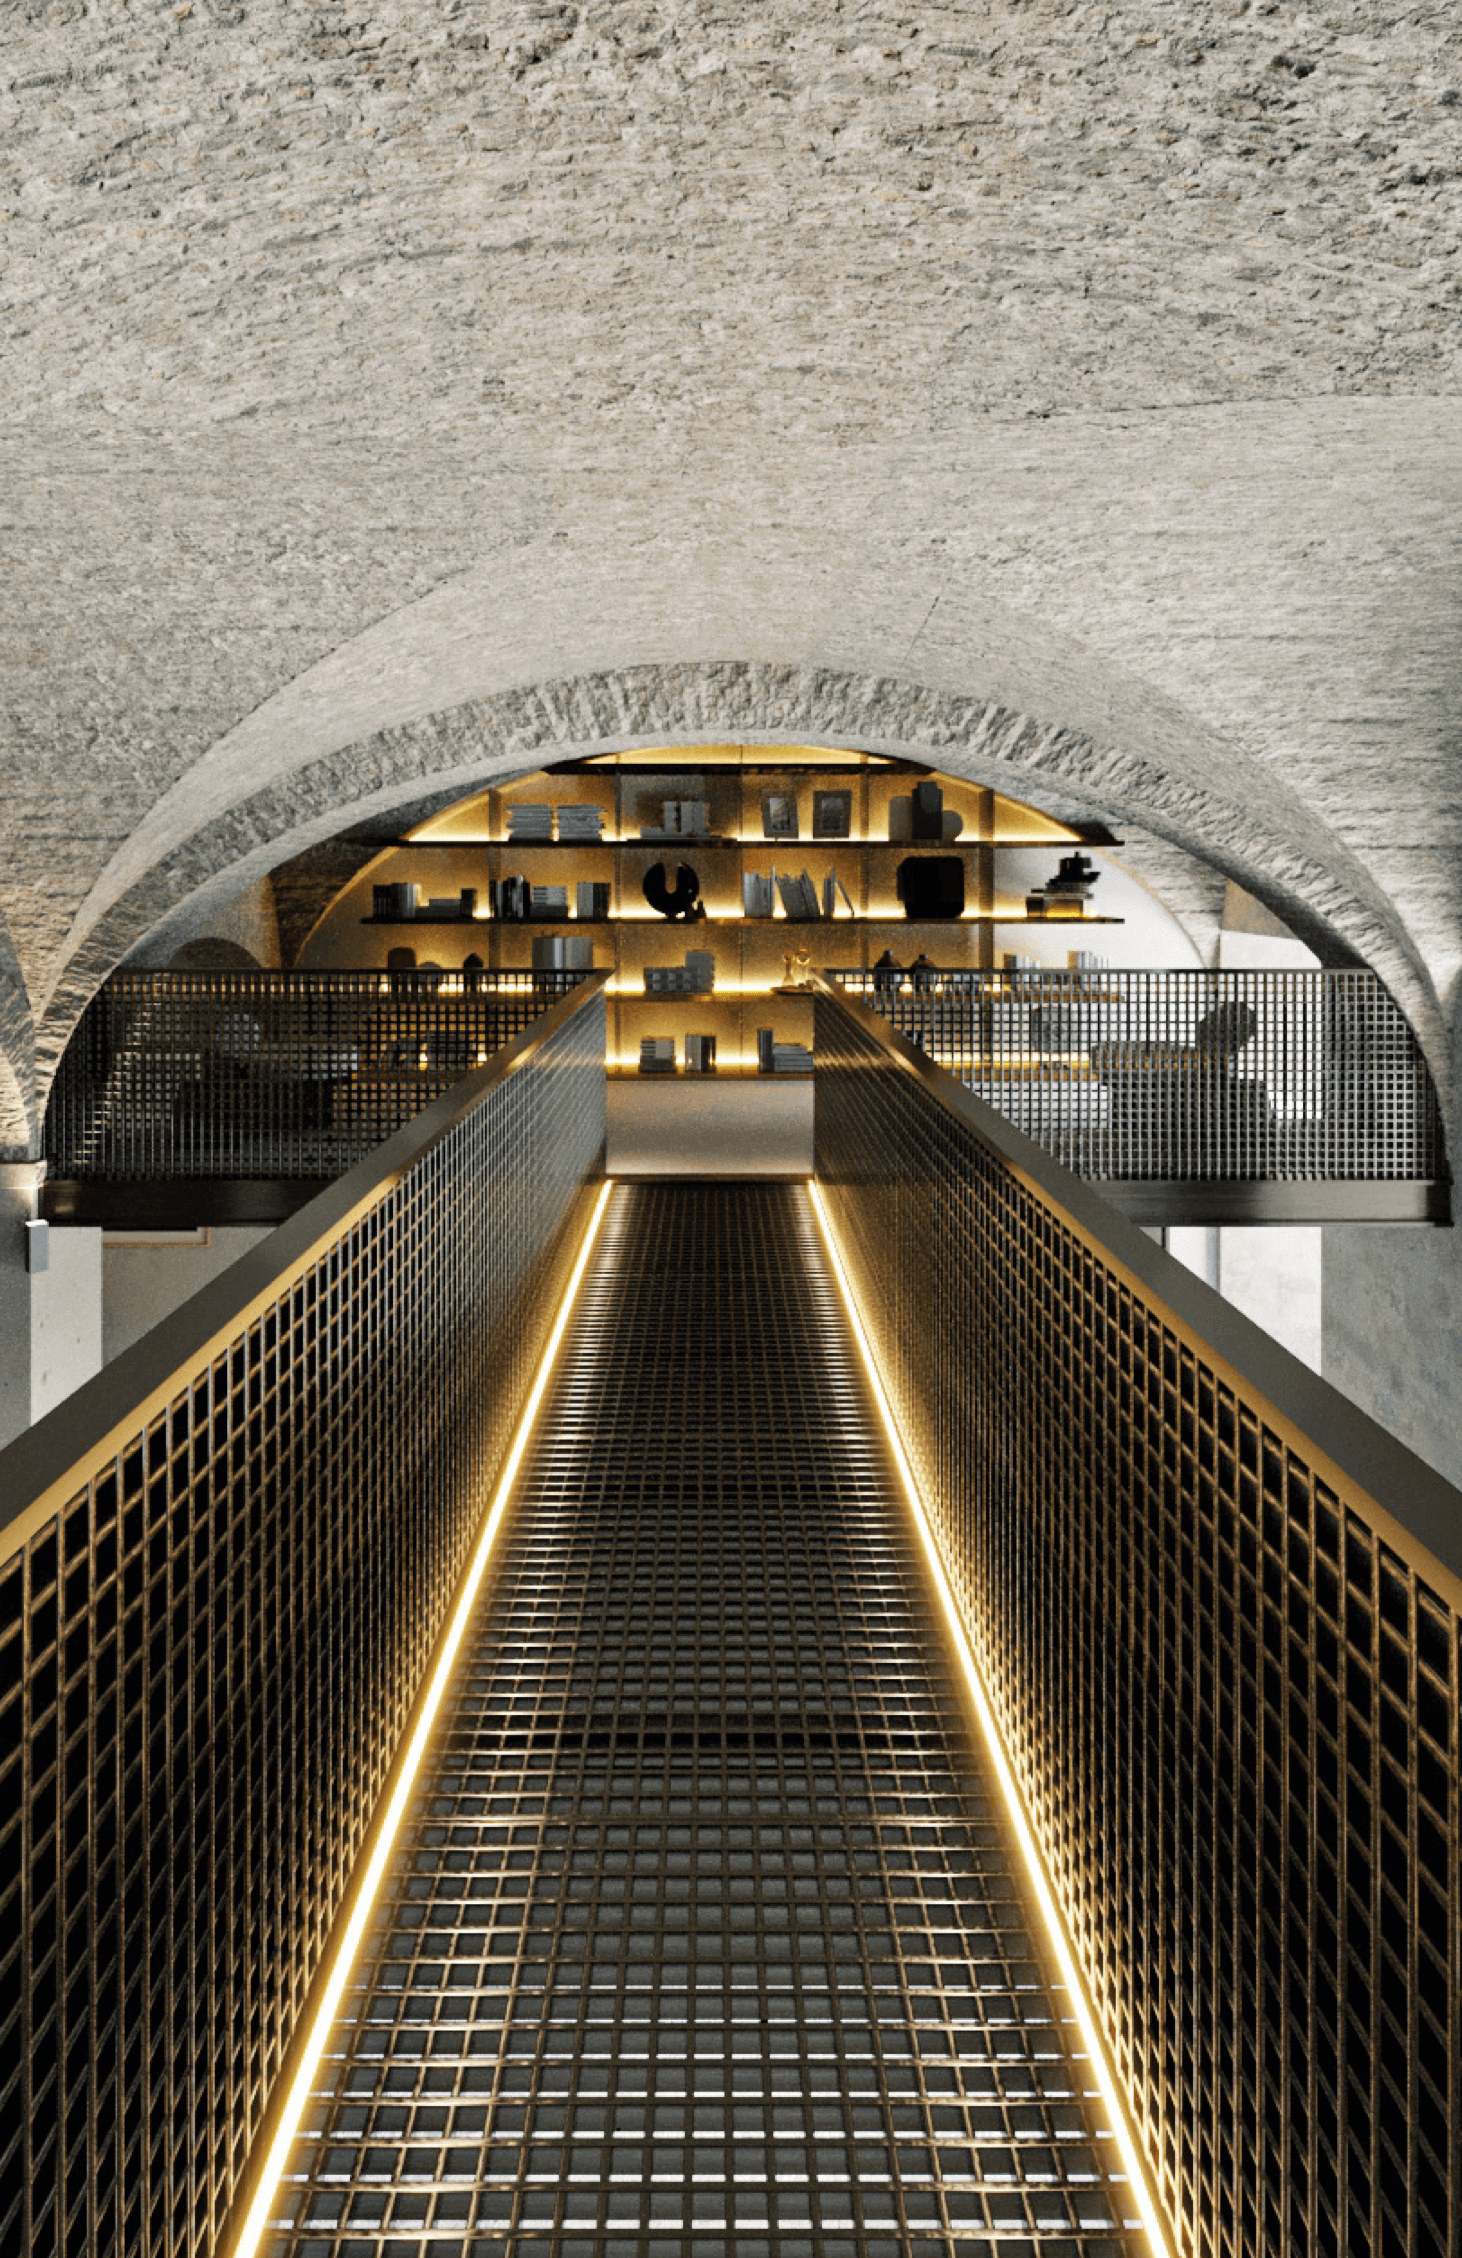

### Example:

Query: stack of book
xmin=643 ymin=949 xmax=715 ymax=994
xmin=507 ymin=804 xmax=553 ymax=842
xmin=557 ymin=804 xmax=605 ymax=842
xmin=641 ymin=799 xmax=709 ymax=839
xmin=743 ymin=871 xmax=775 ymax=917
xmin=373 ymin=882 xmax=419 ymax=921
xmin=576 ymin=880 xmax=611 ymax=921
xmin=757 ymin=1030 xmax=812 ymax=1073
xmin=639 ymin=1037 xmax=677 ymax=1075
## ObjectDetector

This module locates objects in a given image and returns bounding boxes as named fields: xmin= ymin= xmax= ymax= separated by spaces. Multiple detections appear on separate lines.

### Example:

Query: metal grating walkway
xmin=263 ymin=1183 xmax=1143 ymax=2258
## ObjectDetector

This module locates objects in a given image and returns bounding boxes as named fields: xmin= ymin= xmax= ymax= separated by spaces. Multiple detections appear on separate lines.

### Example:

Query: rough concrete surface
xmin=1 ymin=1 xmax=1461 ymax=1152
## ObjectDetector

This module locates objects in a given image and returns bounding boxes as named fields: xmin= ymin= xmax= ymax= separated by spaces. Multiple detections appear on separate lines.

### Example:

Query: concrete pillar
xmin=0 ymin=1162 xmax=104 ymax=1448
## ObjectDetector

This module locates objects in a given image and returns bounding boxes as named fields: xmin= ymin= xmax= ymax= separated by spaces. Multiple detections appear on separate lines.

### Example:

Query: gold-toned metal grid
xmin=44 ymin=968 xmax=591 ymax=1182
xmin=813 ymin=992 xmax=1459 ymax=2258
xmin=265 ymin=1183 xmax=1141 ymax=2258
xmin=0 ymin=993 xmax=607 ymax=2258
xmin=828 ymin=968 xmax=1442 ymax=1184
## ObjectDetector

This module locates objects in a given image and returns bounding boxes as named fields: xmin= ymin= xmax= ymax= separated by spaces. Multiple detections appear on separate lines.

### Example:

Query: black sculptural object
xmin=643 ymin=861 xmax=705 ymax=920
xmin=895 ymin=855 xmax=965 ymax=921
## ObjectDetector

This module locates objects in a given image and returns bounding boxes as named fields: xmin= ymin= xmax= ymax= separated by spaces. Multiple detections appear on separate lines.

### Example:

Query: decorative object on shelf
xmin=644 ymin=949 xmax=715 ymax=994
xmin=1026 ymin=851 xmax=1099 ymax=918
xmin=386 ymin=946 xmax=418 ymax=992
xmin=577 ymin=880 xmax=611 ymax=921
xmin=911 ymin=780 xmax=944 ymax=841
xmin=684 ymin=1033 xmax=717 ymax=1073
xmin=756 ymin=1027 xmax=774 ymax=1072
xmin=896 ymin=855 xmax=966 ymax=921
xmin=642 ymin=860 xmax=705 ymax=920
xmin=781 ymin=945 xmax=814 ymax=989
xmin=760 ymin=788 xmax=799 ymax=839
xmin=462 ymin=953 xmax=485 ymax=992
xmin=909 ymin=953 xmax=939 ymax=993
xmin=872 ymin=949 xmax=903 ymax=995
xmin=639 ymin=797 xmax=709 ymax=840
xmin=638 ymin=1036 xmax=677 ymax=1075
xmin=812 ymin=789 xmax=852 ymax=839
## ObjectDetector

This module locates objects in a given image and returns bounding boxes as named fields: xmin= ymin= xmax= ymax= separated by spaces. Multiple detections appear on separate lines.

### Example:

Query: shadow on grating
xmin=264 ymin=1182 xmax=1143 ymax=2258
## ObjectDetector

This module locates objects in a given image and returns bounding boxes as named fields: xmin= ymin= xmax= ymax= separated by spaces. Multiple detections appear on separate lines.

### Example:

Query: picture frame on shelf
xmin=812 ymin=788 xmax=852 ymax=839
xmin=760 ymin=789 xmax=799 ymax=840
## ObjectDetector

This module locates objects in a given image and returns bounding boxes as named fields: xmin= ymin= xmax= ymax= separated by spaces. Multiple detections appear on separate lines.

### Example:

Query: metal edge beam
xmin=1099 ymin=1180 xmax=1446 ymax=1226
xmin=811 ymin=974 xmax=1462 ymax=1600
xmin=0 ymin=974 xmax=610 ymax=1558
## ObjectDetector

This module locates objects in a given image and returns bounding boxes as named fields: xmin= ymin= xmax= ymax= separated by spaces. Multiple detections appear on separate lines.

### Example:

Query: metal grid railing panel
xmin=813 ymin=989 xmax=1460 ymax=2258
xmin=262 ymin=1183 xmax=1143 ymax=2258
xmin=0 ymin=990 xmax=607 ymax=2258
xmin=44 ymin=968 xmax=591 ymax=1181
xmin=827 ymin=968 xmax=1442 ymax=1183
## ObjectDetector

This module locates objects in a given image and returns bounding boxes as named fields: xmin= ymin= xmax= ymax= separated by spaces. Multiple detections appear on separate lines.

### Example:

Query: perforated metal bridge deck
xmin=264 ymin=1183 xmax=1143 ymax=2258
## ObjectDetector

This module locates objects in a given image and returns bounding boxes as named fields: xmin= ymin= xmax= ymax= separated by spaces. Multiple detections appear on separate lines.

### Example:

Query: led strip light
xmin=808 ymin=1178 xmax=1175 ymax=2258
xmin=231 ymin=1178 xmax=614 ymax=2258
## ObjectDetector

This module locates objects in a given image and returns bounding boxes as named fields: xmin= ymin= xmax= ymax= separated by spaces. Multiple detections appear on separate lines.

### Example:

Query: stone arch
xmin=34 ymin=662 xmax=1449 ymax=1142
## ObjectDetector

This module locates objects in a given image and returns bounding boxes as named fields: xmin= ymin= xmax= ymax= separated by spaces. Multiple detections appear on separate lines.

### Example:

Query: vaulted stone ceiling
xmin=2 ymin=0 xmax=1460 ymax=1149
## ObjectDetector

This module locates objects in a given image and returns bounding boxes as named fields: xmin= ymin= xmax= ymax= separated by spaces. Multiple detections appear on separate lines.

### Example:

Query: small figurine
xmin=783 ymin=944 xmax=814 ymax=988
xmin=908 ymin=953 xmax=939 ymax=994
xmin=871 ymin=948 xmax=903 ymax=995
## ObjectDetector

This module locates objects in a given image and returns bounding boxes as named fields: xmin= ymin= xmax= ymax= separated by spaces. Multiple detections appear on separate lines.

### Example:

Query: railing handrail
xmin=812 ymin=972 xmax=1462 ymax=1596
xmin=0 ymin=971 xmax=611 ymax=1558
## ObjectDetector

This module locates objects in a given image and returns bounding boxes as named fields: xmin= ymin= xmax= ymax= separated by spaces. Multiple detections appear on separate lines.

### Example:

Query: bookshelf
xmin=335 ymin=747 xmax=1122 ymax=1079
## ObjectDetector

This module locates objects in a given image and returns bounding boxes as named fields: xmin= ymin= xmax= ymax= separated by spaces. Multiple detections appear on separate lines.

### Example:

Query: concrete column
xmin=0 ymin=1162 xmax=104 ymax=1448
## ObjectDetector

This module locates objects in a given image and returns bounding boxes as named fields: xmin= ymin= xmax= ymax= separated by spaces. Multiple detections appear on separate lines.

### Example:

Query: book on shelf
xmin=756 ymin=1027 xmax=774 ymax=1073
xmin=529 ymin=884 xmax=569 ymax=918
xmin=742 ymin=870 xmax=774 ymax=918
xmin=684 ymin=1033 xmax=717 ymax=1073
xmin=576 ymin=880 xmax=611 ymax=920
xmin=639 ymin=1037 xmax=677 ymax=1075
xmin=770 ymin=1043 xmax=813 ymax=1074
xmin=373 ymin=882 xmax=418 ymax=921
xmin=821 ymin=869 xmax=856 ymax=919
xmin=556 ymin=804 xmax=605 ymax=840
xmin=776 ymin=870 xmax=820 ymax=921
xmin=506 ymin=803 xmax=553 ymax=840
xmin=531 ymin=935 xmax=595 ymax=972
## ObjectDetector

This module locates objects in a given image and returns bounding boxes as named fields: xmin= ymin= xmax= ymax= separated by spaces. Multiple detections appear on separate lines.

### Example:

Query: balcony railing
xmin=0 ymin=975 xmax=608 ymax=2258
xmin=812 ymin=972 xmax=1462 ymax=2258
xmin=44 ymin=966 xmax=593 ymax=1182
xmin=827 ymin=967 xmax=1445 ymax=1215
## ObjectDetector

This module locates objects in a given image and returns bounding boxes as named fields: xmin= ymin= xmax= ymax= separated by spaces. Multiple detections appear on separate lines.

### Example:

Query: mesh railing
xmin=0 ymin=978 xmax=607 ymax=2258
xmin=44 ymin=968 xmax=593 ymax=1181
xmin=826 ymin=967 xmax=1442 ymax=1183
xmin=813 ymin=976 xmax=1462 ymax=2258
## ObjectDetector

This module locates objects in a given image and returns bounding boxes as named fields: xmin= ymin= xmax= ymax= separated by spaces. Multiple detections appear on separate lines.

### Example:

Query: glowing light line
xmin=232 ymin=1179 xmax=614 ymax=2258
xmin=807 ymin=1179 xmax=1174 ymax=2258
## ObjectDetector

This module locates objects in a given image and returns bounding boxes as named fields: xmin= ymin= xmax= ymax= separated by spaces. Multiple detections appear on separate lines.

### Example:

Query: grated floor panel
xmin=264 ymin=1182 xmax=1143 ymax=2258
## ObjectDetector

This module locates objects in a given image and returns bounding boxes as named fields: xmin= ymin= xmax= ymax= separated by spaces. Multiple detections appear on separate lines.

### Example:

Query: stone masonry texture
xmin=1 ymin=1 xmax=1461 ymax=1146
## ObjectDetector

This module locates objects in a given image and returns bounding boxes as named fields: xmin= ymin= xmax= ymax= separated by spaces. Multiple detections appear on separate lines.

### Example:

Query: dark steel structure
xmin=828 ymin=968 xmax=1445 ymax=1221
xmin=813 ymin=975 xmax=1462 ymax=2258
xmin=0 ymin=980 xmax=607 ymax=2258
xmin=43 ymin=968 xmax=591 ymax=1185
xmin=263 ymin=1183 xmax=1143 ymax=2258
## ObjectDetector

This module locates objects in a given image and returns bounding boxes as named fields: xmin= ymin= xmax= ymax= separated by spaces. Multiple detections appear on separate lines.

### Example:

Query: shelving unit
xmin=339 ymin=748 xmax=1122 ymax=1078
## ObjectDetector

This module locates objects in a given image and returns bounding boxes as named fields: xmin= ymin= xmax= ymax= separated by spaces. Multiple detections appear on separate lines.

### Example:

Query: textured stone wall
xmin=1323 ymin=1223 xmax=1462 ymax=1484
xmin=1 ymin=3 xmax=1460 ymax=1140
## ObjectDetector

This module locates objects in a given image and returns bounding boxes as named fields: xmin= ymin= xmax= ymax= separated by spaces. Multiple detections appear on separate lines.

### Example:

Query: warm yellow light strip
xmin=806 ymin=1181 xmax=1174 ymax=2258
xmin=231 ymin=1179 xmax=614 ymax=2258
